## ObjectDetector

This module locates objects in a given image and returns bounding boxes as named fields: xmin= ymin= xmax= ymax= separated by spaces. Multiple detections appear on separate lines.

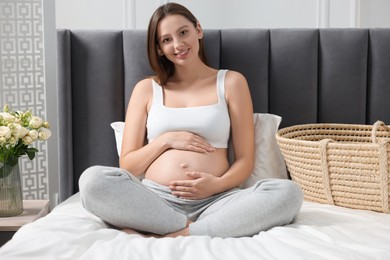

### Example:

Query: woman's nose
xmin=174 ymin=38 xmax=183 ymax=48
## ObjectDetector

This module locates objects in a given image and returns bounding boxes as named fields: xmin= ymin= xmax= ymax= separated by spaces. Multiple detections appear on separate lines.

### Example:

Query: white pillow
xmin=110 ymin=113 xmax=288 ymax=186
xmin=110 ymin=121 xmax=125 ymax=156
xmin=239 ymin=113 xmax=288 ymax=188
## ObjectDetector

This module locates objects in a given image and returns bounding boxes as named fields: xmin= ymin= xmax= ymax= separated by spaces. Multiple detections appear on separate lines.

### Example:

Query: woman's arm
xmin=119 ymin=79 xmax=215 ymax=176
xmin=217 ymin=70 xmax=255 ymax=191
xmin=119 ymin=79 xmax=162 ymax=176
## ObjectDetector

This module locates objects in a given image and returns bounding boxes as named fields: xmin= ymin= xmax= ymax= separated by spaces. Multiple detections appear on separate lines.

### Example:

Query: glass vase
xmin=0 ymin=161 xmax=23 ymax=217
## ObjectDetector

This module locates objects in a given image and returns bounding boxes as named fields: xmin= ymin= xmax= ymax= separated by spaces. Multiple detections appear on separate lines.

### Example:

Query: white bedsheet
xmin=0 ymin=193 xmax=389 ymax=260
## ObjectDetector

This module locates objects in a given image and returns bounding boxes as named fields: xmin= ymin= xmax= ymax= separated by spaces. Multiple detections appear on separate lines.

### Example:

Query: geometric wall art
xmin=0 ymin=0 xmax=48 ymax=199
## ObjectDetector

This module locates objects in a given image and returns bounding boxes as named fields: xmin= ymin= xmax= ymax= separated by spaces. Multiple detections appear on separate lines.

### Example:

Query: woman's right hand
xmin=161 ymin=131 xmax=215 ymax=153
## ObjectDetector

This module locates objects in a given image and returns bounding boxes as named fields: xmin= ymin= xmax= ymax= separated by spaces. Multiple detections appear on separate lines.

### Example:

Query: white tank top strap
xmin=151 ymin=79 xmax=163 ymax=106
xmin=216 ymin=69 xmax=228 ymax=104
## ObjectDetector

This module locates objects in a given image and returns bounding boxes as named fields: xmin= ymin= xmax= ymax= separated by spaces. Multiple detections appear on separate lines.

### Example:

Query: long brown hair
xmin=147 ymin=2 xmax=208 ymax=86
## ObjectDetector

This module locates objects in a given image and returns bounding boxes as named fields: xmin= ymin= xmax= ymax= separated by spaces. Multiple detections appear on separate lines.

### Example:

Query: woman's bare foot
xmin=121 ymin=220 xmax=192 ymax=238
xmin=164 ymin=227 xmax=189 ymax=237
xmin=121 ymin=228 xmax=149 ymax=237
xmin=121 ymin=228 xmax=164 ymax=238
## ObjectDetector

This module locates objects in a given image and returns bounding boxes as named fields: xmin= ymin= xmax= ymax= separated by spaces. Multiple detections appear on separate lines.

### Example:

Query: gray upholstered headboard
xmin=57 ymin=28 xmax=390 ymax=201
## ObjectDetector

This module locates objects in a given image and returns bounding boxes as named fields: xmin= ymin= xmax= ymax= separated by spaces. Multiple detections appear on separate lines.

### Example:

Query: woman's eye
xmin=180 ymin=30 xmax=188 ymax=36
xmin=161 ymin=38 xmax=171 ymax=44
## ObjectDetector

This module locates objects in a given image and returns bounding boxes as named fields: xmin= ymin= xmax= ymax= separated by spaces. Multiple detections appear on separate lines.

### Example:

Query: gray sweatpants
xmin=79 ymin=165 xmax=303 ymax=238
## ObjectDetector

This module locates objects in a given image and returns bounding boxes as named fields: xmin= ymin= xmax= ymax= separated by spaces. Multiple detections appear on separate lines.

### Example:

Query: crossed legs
xmin=79 ymin=166 xmax=303 ymax=238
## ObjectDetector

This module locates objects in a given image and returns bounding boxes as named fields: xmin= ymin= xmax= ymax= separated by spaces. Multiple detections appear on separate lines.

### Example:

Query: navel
xmin=180 ymin=163 xmax=189 ymax=169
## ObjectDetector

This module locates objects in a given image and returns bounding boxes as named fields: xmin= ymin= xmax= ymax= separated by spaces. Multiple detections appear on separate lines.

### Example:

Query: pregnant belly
xmin=145 ymin=149 xmax=230 ymax=186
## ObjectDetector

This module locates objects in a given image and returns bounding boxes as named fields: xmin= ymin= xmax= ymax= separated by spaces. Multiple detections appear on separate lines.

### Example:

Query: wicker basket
xmin=276 ymin=121 xmax=390 ymax=213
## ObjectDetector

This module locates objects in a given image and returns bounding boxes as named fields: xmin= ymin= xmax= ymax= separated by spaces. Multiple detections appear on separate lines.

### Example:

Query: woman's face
xmin=156 ymin=14 xmax=203 ymax=66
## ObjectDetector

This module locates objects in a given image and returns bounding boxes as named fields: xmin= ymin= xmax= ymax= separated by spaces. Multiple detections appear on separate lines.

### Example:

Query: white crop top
xmin=146 ymin=70 xmax=231 ymax=148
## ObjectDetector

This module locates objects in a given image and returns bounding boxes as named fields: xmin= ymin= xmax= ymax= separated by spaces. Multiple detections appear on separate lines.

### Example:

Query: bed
xmin=1 ymin=194 xmax=389 ymax=259
xmin=1 ymin=28 xmax=390 ymax=259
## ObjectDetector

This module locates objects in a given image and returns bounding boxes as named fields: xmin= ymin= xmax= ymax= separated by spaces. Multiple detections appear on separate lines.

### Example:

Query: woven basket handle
xmin=319 ymin=139 xmax=335 ymax=205
xmin=372 ymin=121 xmax=390 ymax=213
xmin=371 ymin=121 xmax=390 ymax=144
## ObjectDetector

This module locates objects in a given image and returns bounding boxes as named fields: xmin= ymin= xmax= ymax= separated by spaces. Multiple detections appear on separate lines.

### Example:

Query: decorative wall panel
xmin=0 ymin=0 xmax=48 ymax=199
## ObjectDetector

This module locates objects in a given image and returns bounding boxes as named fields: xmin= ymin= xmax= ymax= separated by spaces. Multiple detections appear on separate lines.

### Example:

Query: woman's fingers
xmin=190 ymin=135 xmax=215 ymax=152
xmin=167 ymin=132 xmax=215 ymax=152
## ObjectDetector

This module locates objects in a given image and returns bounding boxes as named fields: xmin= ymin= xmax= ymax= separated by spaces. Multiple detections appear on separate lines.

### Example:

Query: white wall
xmin=360 ymin=0 xmax=390 ymax=28
xmin=56 ymin=0 xmax=125 ymax=29
xmin=177 ymin=0 xmax=319 ymax=29
xmin=56 ymin=0 xmax=390 ymax=30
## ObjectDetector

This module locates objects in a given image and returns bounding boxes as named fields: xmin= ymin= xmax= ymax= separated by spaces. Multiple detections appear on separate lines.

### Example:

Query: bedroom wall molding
xmin=350 ymin=0 xmax=361 ymax=28
xmin=43 ymin=0 xmax=59 ymax=207
xmin=123 ymin=0 xmax=136 ymax=29
xmin=317 ymin=0 xmax=361 ymax=28
xmin=317 ymin=0 xmax=330 ymax=28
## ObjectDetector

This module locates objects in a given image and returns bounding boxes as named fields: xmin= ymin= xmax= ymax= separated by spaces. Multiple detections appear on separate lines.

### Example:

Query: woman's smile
xmin=175 ymin=48 xmax=190 ymax=58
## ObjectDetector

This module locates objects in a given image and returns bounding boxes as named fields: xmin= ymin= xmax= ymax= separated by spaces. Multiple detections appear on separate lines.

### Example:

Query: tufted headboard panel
xmin=57 ymin=28 xmax=390 ymax=201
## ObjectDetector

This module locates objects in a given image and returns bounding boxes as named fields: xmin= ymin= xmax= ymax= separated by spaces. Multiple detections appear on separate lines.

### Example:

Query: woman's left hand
xmin=169 ymin=172 xmax=220 ymax=200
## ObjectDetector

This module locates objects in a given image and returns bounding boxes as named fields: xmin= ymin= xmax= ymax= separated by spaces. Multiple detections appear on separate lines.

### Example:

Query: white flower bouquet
xmin=0 ymin=105 xmax=51 ymax=178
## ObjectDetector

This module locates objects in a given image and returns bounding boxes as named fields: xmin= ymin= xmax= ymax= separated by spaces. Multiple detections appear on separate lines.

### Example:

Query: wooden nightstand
xmin=0 ymin=200 xmax=50 ymax=247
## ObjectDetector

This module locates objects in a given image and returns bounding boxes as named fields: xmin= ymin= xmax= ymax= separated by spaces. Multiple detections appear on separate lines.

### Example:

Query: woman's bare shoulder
xmin=131 ymin=77 xmax=154 ymax=98
xmin=127 ymin=77 xmax=155 ymax=110
xmin=224 ymin=70 xmax=249 ymax=95
xmin=134 ymin=77 xmax=154 ymax=90
xmin=225 ymin=70 xmax=246 ymax=80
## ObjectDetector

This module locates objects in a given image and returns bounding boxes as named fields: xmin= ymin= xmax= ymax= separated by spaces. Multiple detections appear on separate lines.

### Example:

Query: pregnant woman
xmin=79 ymin=2 xmax=303 ymax=238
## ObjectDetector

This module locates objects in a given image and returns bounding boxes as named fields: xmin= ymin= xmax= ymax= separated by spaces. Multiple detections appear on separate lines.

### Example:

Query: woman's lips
xmin=175 ymin=49 xmax=190 ymax=58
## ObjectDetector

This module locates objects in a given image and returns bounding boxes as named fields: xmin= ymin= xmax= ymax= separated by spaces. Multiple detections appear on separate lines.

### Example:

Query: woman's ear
xmin=157 ymin=45 xmax=164 ymax=56
xmin=196 ymin=21 xmax=203 ymax=39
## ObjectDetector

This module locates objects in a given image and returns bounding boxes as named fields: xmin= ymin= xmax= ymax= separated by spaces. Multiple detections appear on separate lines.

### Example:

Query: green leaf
xmin=26 ymin=147 xmax=39 ymax=153
xmin=26 ymin=148 xmax=37 ymax=160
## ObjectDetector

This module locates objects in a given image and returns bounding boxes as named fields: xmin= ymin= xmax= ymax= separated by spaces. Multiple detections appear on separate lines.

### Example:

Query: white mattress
xmin=0 ymin=193 xmax=389 ymax=260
